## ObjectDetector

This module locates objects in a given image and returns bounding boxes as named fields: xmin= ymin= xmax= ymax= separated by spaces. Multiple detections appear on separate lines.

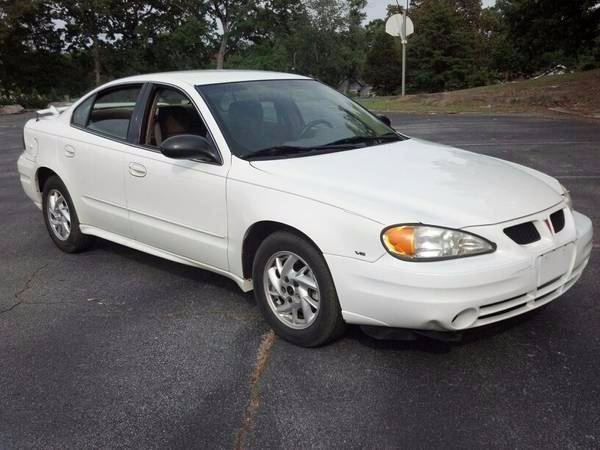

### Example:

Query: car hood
xmin=248 ymin=138 xmax=563 ymax=228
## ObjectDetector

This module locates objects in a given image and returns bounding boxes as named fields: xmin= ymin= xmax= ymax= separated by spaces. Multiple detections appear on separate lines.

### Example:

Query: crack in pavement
xmin=0 ymin=263 xmax=48 ymax=315
xmin=234 ymin=329 xmax=276 ymax=450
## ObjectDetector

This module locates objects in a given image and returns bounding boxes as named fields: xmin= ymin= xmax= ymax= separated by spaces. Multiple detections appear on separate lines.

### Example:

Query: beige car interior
xmin=145 ymin=88 xmax=208 ymax=147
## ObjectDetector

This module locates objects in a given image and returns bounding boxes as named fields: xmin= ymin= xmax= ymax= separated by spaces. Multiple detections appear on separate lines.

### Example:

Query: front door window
xmin=144 ymin=87 xmax=209 ymax=147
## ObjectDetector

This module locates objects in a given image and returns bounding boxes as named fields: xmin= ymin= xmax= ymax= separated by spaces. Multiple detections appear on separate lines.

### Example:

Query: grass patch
xmin=358 ymin=70 xmax=600 ymax=116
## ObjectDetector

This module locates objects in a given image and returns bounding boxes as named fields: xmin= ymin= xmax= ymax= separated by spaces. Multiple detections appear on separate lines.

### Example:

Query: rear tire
xmin=253 ymin=231 xmax=346 ymax=347
xmin=42 ymin=175 xmax=92 ymax=253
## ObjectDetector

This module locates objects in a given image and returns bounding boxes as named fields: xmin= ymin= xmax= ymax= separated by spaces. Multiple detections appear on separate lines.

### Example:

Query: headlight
xmin=381 ymin=225 xmax=496 ymax=261
xmin=560 ymin=183 xmax=572 ymax=210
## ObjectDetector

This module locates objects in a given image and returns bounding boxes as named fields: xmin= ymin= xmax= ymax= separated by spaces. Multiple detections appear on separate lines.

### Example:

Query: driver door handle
xmin=128 ymin=162 xmax=147 ymax=178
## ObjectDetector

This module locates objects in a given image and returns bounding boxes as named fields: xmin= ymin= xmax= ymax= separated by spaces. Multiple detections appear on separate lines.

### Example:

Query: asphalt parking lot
xmin=1 ymin=112 xmax=598 ymax=449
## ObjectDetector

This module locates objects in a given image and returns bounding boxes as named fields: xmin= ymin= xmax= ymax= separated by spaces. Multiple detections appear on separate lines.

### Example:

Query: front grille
xmin=535 ymin=287 xmax=560 ymax=304
xmin=479 ymin=302 xmax=527 ymax=320
xmin=504 ymin=222 xmax=541 ymax=245
xmin=478 ymin=293 xmax=528 ymax=320
xmin=537 ymin=276 xmax=562 ymax=291
xmin=473 ymin=257 xmax=578 ymax=327
xmin=476 ymin=281 xmax=565 ymax=325
xmin=550 ymin=209 xmax=565 ymax=233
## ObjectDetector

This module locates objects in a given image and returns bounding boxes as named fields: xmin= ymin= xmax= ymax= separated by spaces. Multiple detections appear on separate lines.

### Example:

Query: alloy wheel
xmin=263 ymin=251 xmax=321 ymax=329
xmin=47 ymin=189 xmax=71 ymax=241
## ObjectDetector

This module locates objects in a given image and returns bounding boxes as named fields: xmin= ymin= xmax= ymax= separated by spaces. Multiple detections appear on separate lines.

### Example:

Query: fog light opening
xmin=451 ymin=308 xmax=478 ymax=329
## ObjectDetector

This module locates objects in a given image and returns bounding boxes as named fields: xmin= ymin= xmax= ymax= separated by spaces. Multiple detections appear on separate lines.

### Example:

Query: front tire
xmin=253 ymin=231 xmax=346 ymax=347
xmin=42 ymin=175 xmax=92 ymax=253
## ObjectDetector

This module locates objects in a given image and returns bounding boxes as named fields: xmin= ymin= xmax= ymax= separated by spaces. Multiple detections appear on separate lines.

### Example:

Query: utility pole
xmin=387 ymin=0 xmax=414 ymax=96
xmin=401 ymin=0 xmax=408 ymax=96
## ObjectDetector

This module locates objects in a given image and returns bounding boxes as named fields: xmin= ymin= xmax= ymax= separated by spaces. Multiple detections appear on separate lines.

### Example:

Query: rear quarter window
xmin=71 ymin=95 xmax=95 ymax=127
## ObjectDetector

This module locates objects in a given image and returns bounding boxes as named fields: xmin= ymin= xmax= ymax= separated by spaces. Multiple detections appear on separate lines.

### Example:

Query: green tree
xmin=480 ymin=5 xmax=520 ymax=79
xmin=228 ymin=0 xmax=368 ymax=86
xmin=52 ymin=0 xmax=192 ymax=85
xmin=454 ymin=0 xmax=482 ymax=28
xmin=144 ymin=17 xmax=214 ymax=72
xmin=287 ymin=0 xmax=366 ymax=85
xmin=222 ymin=0 xmax=307 ymax=71
xmin=52 ymin=0 xmax=118 ymax=85
xmin=0 ymin=0 xmax=79 ymax=97
xmin=202 ymin=0 xmax=259 ymax=69
xmin=496 ymin=0 xmax=600 ymax=74
xmin=363 ymin=19 xmax=403 ymax=94
xmin=104 ymin=3 xmax=215 ymax=77
xmin=407 ymin=0 xmax=489 ymax=92
xmin=386 ymin=3 xmax=403 ymax=17
xmin=343 ymin=0 xmax=368 ymax=84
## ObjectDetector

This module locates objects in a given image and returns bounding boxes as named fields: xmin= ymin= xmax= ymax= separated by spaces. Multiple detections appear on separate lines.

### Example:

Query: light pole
xmin=401 ymin=0 xmax=409 ymax=96
xmin=387 ymin=0 xmax=414 ymax=96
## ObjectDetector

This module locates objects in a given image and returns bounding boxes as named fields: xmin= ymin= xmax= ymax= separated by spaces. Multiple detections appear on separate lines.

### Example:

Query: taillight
xmin=22 ymin=132 xmax=39 ymax=159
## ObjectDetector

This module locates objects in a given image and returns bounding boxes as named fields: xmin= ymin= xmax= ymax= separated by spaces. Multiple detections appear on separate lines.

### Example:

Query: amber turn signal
xmin=382 ymin=226 xmax=415 ymax=256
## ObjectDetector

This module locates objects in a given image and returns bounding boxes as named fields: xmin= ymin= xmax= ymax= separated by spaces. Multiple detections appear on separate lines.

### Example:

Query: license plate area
xmin=537 ymin=243 xmax=574 ymax=287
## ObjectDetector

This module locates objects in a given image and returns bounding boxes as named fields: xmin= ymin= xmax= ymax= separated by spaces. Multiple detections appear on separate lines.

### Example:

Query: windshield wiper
xmin=241 ymin=145 xmax=322 ymax=160
xmin=243 ymin=132 xmax=402 ymax=160
xmin=322 ymin=132 xmax=401 ymax=148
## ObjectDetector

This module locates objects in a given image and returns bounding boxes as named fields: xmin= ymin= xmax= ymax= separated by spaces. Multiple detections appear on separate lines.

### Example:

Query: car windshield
xmin=196 ymin=79 xmax=403 ymax=159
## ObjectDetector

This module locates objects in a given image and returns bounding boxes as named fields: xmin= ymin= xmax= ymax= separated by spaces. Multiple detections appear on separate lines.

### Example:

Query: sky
xmin=365 ymin=0 xmax=496 ymax=22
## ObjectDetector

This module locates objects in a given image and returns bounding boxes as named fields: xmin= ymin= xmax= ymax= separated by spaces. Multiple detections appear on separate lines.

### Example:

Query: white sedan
xmin=17 ymin=71 xmax=593 ymax=346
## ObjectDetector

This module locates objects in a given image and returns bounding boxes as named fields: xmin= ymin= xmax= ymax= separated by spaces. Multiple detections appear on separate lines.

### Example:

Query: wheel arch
xmin=241 ymin=220 xmax=323 ymax=279
xmin=36 ymin=166 xmax=60 ymax=193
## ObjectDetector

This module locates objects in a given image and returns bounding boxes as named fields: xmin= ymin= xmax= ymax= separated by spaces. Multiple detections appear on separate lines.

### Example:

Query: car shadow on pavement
xmin=88 ymin=237 xmax=549 ymax=353
xmin=91 ymin=237 xmax=253 ymax=299
xmin=347 ymin=309 xmax=545 ymax=353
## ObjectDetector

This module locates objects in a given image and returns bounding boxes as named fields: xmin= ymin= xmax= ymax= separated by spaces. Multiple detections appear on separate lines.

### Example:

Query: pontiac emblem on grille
xmin=544 ymin=218 xmax=554 ymax=234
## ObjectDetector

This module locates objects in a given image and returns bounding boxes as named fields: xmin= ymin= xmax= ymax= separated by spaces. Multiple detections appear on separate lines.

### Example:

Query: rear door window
xmin=86 ymin=85 xmax=142 ymax=140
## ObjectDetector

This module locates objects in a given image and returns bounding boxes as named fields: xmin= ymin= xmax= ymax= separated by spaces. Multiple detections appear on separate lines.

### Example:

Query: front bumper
xmin=326 ymin=207 xmax=593 ymax=331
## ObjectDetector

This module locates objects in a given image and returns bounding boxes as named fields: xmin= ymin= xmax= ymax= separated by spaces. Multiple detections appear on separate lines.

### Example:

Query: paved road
xmin=1 ymin=112 xmax=598 ymax=449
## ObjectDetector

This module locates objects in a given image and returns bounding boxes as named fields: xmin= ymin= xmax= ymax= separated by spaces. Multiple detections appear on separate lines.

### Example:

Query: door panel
xmin=61 ymin=130 xmax=130 ymax=237
xmin=125 ymin=149 xmax=228 ymax=270
xmin=60 ymin=83 xmax=145 ymax=237
xmin=124 ymin=83 xmax=229 ymax=270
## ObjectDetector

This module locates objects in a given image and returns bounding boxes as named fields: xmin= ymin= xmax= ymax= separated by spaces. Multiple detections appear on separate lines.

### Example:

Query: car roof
xmin=111 ymin=70 xmax=311 ymax=87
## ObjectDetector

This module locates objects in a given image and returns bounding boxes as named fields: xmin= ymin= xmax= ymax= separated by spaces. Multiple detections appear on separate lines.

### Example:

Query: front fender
xmin=496 ymin=158 xmax=562 ymax=195
xmin=226 ymin=177 xmax=386 ymax=279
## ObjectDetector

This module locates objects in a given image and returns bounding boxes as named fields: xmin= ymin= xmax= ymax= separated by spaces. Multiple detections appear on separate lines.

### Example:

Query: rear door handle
xmin=64 ymin=145 xmax=76 ymax=158
xmin=128 ymin=162 xmax=147 ymax=178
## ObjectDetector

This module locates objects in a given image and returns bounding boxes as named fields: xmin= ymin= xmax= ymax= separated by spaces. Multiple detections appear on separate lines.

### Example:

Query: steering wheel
xmin=298 ymin=119 xmax=333 ymax=139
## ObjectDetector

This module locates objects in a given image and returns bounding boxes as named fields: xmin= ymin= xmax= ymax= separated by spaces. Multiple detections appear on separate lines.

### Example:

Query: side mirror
xmin=376 ymin=114 xmax=392 ymax=127
xmin=160 ymin=134 xmax=219 ymax=163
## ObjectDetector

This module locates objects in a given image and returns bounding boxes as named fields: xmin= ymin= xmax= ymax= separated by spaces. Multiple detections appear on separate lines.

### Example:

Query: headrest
xmin=228 ymin=100 xmax=263 ymax=126
xmin=157 ymin=106 xmax=192 ymax=134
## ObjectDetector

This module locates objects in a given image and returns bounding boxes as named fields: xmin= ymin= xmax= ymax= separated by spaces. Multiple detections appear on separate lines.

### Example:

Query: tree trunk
xmin=92 ymin=37 xmax=101 ymax=85
xmin=216 ymin=33 xmax=228 ymax=69
xmin=216 ymin=16 xmax=229 ymax=70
